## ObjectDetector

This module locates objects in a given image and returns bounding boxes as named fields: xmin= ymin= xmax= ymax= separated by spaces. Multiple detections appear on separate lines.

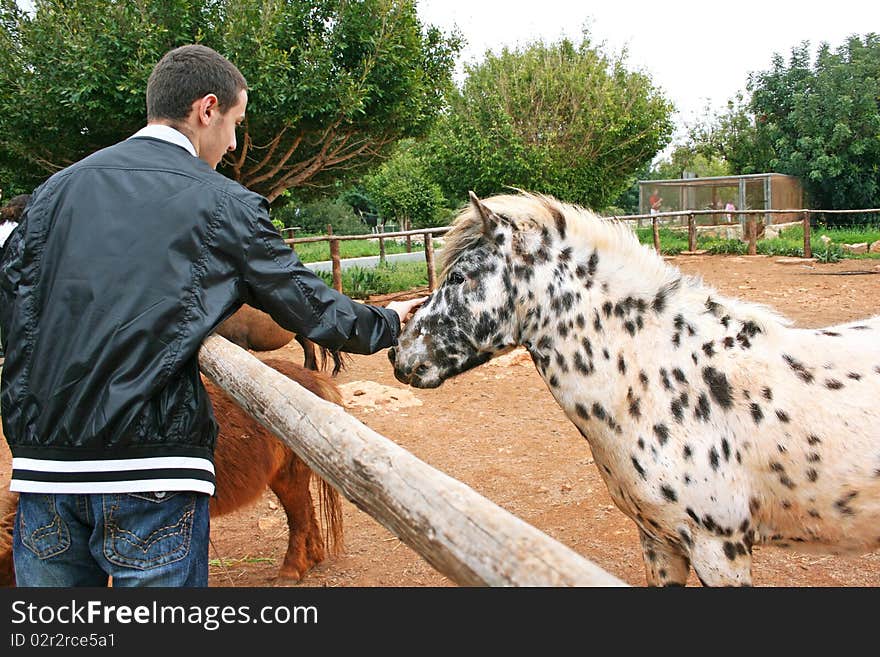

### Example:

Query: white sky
xmin=417 ymin=0 xmax=880 ymax=143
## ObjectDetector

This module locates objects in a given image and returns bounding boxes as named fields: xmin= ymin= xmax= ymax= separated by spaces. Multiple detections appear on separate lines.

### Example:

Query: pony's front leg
xmin=689 ymin=533 xmax=753 ymax=586
xmin=639 ymin=529 xmax=690 ymax=586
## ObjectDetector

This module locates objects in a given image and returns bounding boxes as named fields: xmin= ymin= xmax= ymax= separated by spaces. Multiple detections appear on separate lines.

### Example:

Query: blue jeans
xmin=13 ymin=491 xmax=210 ymax=587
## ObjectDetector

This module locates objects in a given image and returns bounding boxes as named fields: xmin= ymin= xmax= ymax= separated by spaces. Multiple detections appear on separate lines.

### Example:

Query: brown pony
xmin=217 ymin=304 xmax=347 ymax=375
xmin=0 ymin=357 xmax=343 ymax=586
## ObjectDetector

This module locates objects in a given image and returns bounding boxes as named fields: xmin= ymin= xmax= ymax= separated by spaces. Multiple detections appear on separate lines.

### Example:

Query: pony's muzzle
xmin=389 ymin=348 xmax=435 ymax=387
xmin=388 ymin=346 xmax=413 ymax=383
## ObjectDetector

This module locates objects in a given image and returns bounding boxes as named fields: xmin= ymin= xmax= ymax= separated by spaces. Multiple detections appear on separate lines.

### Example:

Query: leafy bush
xmin=815 ymin=244 xmax=842 ymax=263
xmin=272 ymin=198 xmax=369 ymax=235
xmin=705 ymin=240 xmax=747 ymax=255
xmin=423 ymin=34 xmax=674 ymax=209
xmin=599 ymin=206 xmax=630 ymax=218
xmin=755 ymin=239 xmax=803 ymax=257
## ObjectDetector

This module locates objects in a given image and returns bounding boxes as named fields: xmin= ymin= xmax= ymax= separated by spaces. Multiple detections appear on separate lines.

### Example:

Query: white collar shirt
xmin=128 ymin=124 xmax=197 ymax=158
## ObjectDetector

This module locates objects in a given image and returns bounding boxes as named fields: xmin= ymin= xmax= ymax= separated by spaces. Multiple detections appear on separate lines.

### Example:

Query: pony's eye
xmin=447 ymin=272 xmax=465 ymax=285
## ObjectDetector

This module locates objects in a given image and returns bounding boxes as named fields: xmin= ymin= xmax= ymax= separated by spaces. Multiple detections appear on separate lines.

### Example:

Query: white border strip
xmin=12 ymin=456 xmax=215 ymax=474
xmin=9 ymin=478 xmax=215 ymax=495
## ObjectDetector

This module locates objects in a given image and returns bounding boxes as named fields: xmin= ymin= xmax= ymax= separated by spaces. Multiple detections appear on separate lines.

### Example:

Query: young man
xmin=0 ymin=45 xmax=422 ymax=587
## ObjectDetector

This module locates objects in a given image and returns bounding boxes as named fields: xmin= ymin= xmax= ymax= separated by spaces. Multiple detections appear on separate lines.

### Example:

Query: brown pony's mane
xmin=0 ymin=491 xmax=17 ymax=586
xmin=1 ymin=194 xmax=30 ymax=224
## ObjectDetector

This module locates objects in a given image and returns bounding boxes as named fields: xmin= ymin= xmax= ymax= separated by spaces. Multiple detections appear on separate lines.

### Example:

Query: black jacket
xmin=0 ymin=136 xmax=400 ymax=495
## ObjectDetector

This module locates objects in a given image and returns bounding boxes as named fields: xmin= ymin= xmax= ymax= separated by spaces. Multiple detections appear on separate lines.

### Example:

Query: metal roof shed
xmin=639 ymin=173 xmax=804 ymax=225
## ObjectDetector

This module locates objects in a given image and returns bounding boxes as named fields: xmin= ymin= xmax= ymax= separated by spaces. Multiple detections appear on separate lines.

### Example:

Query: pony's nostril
xmin=415 ymin=364 xmax=429 ymax=376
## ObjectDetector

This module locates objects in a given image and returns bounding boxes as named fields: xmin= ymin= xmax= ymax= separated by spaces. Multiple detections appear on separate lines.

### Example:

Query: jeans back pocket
xmin=18 ymin=494 xmax=71 ymax=560
xmin=102 ymin=492 xmax=196 ymax=570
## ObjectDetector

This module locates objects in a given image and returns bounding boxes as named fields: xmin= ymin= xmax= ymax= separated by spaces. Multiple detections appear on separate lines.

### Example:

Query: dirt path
xmin=2 ymin=255 xmax=879 ymax=586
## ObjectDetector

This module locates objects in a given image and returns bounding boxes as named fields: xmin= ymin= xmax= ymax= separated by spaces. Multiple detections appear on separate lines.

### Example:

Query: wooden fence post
xmin=746 ymin=216 xmax=757 ymax=255
xmin=802 ymin=211 xmax=812 ymax=258
xmin=328 ymin=224 xmax=342 ymax=292
xmin=424 ymin=232 xmax=437 ymax=292
xmin=652 ymin=216 xmax=661 ymax=254
xmin=687 ymin=213 xmax=696 ymax=252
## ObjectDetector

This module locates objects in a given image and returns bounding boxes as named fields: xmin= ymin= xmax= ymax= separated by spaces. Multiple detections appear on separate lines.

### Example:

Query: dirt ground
xmin=2 ymin=255 xmax=879 ymax=587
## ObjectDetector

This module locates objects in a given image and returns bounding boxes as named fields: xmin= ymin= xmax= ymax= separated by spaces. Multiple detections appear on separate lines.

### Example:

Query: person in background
xmin=0 ymin=194 xmax=27 ymax=250
xmin=0 ymin=44 xmax=424 ymax=588
xmin=0 ymin=194 xmax=29 ymax=360
xmin=724 ymin=200 xmax=736 ymax=222
xmin=649 ymin=188 xmax=663 ymax=215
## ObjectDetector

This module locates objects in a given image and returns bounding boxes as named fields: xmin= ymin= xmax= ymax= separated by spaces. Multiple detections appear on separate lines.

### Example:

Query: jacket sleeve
xmin=238 ymin=205 xmax=400 ymax=355
xmin=0 ymin=219 xmax=25 ymax=350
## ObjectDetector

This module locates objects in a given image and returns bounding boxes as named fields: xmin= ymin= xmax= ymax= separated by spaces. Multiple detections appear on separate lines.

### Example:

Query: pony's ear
xmin=468 ymin=191 xmax=495 ymax=235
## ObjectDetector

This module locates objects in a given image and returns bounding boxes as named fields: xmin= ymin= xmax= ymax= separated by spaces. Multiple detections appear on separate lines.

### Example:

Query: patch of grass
xmin=815 ymin=225 xmax=880 ymax=245
xmin=762 ymin=224 xmax=880 ymax=258
xmin=209 ymin=556 xmax=276 ymax=567
xmin=634 ymin=224 xmax=880 ymax=259
xmin=634 ymin=227 xmax=688 ymax=255
xmin=755 ymin=239 xmax=804 ymax=257
xmin=815 ymin=244 xmax=843 ymax=263
xmin=291 ymin=237 xmax=442 ymax=264
xmin=316 ymin=261 xmax=429 ymax=299
xmin=705 ymin=239 xmax=747 ymax=255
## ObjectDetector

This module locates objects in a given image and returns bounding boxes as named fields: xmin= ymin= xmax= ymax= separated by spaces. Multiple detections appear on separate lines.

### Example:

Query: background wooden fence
xmin=285 ymin=208 xmax=880 ymax=293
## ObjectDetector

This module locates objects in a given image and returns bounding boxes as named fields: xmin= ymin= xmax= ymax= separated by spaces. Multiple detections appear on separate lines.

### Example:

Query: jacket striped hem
xmin=9 ymin=456 xmax=216 ymax=496
xmin=10 ymin=479 xmax=216 ymax=495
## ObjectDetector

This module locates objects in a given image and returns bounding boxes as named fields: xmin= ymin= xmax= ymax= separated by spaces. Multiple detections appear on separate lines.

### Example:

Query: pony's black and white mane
xmin=441 ymin=192 xmax=788 ymax=334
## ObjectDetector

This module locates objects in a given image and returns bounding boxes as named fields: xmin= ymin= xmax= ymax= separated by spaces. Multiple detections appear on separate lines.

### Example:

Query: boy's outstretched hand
xmin=386 ymin=296 xmax=428 ymax=326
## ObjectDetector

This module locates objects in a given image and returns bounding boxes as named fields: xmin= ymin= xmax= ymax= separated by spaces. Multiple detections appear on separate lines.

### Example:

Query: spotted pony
xmin=391 ymin=191 xmax=880 ymax=586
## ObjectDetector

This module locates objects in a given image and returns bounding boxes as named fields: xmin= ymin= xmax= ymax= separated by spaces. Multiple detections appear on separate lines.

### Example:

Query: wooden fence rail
xmin=198 ymin=334 xmax=627 ymax=587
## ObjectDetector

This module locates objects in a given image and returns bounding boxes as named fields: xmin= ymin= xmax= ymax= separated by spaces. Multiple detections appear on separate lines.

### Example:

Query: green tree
xmin=607 ymin=162 xmax=651 ymax=215
xmin=684 ymin=95 xmax=774 ymax=176
xmin=272 ymin=196 xmax=366 ymax=235
xmin=338 ymin=184 xmax=380 ymax=229
xmin=749 ymin=34 xmax=880 ymax=208
xmin=0 ymin=0 xmax=460 ymax=201
xmin=363 ymin=140 xmax=447 ymax=230
xmin=651 ymin=147 xmax=731 ymax=180
xmin=423 ymin=33 xmax=674 ymax=209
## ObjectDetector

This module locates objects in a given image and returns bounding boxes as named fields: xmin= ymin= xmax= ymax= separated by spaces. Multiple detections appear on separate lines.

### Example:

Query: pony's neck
xmin=512 ymin=217 xmax=787 ymax=422
xmin=514 ymin=216 xmax=685 ymax=348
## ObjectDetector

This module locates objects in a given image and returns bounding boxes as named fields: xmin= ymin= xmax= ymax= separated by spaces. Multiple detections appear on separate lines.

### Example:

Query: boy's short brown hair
xmin=146 ymin=44 xmax=248 ymax=121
